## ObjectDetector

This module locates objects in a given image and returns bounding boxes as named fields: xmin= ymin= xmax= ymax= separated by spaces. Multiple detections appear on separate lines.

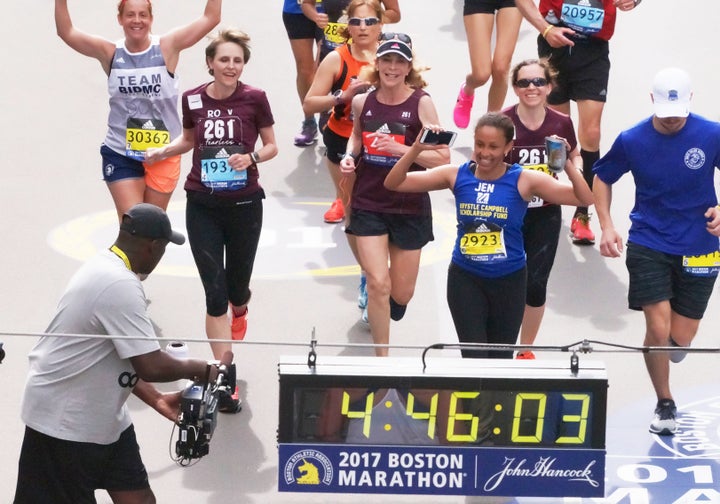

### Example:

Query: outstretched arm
xmin=55 ymin=0 xmax=116 ymax=73
xmin=160 ymin=0 xmax=222 ymax=71
xmin=384 ymin=135 xmax=456 ymax=194
xmin=133 ymin=381 xmax=182 ymax=421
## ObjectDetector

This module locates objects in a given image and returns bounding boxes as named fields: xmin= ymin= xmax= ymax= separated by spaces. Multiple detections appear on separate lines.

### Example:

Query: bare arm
xmin=513 ymin=0 xmax=575 ymax=47
xmin=380 ymin=0 xmax=401 ymax=24
xmin=145 ymin=127 xmax=194 ymax=164
xmin=55 ymin=0 xmax=116 ymax=73
xmin=303 ymin=52 xmax=342 ymax=115
xmin=705 ymin=206 xmax=720 ymax=237
xmin=593 ymin=175 xmax=624 ymax=257
xmin=339 ymin=94 xmax=368 ymax=174
xmin=367 ymin=96 xmax=450 ymax=167
xmin=519 ymin=156 xmax=593 ymax=207
xmin=132 ymin=381 xmax=182 ymax=421
xmin=159 ymin=0 xmax=222 ymax=71
xmin=130 ymin=350 xmax=217 ymax=383
xmin=414 ymin=96 xmax=451 ymax=168
xmin=302 ymin=0 xmax=328 ymax=28
xmin=252 ymin=125 xmax=279 ymax=164
xmin=384 ymin=141 xmax=456 ymax=193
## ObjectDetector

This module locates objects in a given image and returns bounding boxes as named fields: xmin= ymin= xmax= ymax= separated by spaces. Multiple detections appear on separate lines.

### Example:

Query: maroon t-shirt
xmin=182 ymin=81 xmax=274 ymax=201
xmin=352 ymin=88 xmax=431 ymax=216
xmin=502 ymin=104 xmax=578 ymax=208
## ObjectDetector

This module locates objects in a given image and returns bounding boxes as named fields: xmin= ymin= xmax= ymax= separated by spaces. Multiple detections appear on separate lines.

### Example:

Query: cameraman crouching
xmin=14 ymin=203 xmax=232 ymax=504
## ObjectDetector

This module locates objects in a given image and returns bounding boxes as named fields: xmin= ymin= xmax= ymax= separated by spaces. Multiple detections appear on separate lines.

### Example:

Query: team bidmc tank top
xmin=105 ymin=35 xmax=181 ymax=160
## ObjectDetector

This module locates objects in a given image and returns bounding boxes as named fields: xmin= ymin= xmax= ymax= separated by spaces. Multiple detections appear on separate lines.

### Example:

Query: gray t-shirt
xmin=21 ymin=250 xmax=160 ymax=444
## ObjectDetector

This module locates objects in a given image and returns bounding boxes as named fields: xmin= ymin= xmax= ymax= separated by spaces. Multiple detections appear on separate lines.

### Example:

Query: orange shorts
xmin=143 ymin=155 xmax=181 ymax=193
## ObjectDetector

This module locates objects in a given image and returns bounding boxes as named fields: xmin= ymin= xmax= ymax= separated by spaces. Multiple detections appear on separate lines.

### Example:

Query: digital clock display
xmin=288 ymin=385 xmax=596 ymax=448
xmin=277 ymin=356 xmax=608 ymax=497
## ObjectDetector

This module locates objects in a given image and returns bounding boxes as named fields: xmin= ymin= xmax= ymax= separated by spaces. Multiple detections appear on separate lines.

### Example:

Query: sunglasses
xmin=515 ymin=77 xmax=549 ymax=88
xmin=379 ymin=32 xmax=412 ymax=46
xmin=348 ymin=17 xmax=380 ymax=27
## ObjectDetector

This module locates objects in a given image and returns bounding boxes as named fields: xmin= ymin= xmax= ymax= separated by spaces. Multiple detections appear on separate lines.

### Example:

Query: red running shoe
xmin=324 ymin=198 xmax=345 ymax=224
xmin=231 ymin=309 xmax=247 ymax=341
xmin=571 ymin=214 xmax=595 ymax=245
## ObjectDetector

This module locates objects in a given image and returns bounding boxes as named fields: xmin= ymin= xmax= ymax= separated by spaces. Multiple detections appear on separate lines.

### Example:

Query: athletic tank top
xmin=325 ymin=44 xmax=369 ymax=139
xmin=503 ymin=104 xmax=577 ymax=208
xmin=451 ymin=162 xmax=527 ymax=278
xmin=105 ymin=35 xmax=181 ymax=160
xmin=351 ymin=88 xmax=431 ymax=216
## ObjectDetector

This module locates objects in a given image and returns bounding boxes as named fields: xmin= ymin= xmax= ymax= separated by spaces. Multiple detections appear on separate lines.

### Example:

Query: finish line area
xmin=3 ymin=1 xmax=720 ymax=502
xmin=3 ymin=330 xmax=720 ymax=503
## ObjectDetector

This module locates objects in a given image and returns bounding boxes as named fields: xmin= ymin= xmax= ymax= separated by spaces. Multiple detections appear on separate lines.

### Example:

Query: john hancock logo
xmin=284 ymin=449 xmax=334 ymax=487
xmin=484 ymin=456 xmax=599 ymax=492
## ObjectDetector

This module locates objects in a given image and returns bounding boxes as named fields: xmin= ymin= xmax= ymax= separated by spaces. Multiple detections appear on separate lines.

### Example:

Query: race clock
xmin=278 ymin=355 xmax=607 ymax=497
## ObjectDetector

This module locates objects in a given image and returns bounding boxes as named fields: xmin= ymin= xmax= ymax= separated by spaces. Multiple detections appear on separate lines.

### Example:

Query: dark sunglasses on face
xmin=515 ymin=77 xmax=549 ymax=88
xmin=348 ymin=17 xmax=380 ymax=26
xmin=379 ymin=32 xmax=412 ymax=46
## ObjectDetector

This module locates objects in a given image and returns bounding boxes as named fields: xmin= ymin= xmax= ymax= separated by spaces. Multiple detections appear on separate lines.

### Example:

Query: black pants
xmin=523 ymin=204 xmax=562 ymax=307
xmin=447 ymin=262 xmax=527 ymax=359
xmin=186 ymin=197 xmax=263 ymax=316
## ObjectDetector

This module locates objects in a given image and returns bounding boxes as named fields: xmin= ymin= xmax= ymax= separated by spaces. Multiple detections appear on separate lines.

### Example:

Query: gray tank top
xmin=105 ymin=35 xmax=181 ymax=160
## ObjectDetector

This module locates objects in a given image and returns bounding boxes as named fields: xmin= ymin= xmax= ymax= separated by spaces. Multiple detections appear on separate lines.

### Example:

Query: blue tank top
xmin=451 ymin=162 xmax=528 ymax=278
xmin=283 ymin=0 xmax=303 ymax=14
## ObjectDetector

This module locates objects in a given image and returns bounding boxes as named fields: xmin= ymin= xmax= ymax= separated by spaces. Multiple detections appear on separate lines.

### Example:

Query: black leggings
xmin=523 ymin=204 xmax=562 ymax=307
xmin=186 ymin=198 xmax=263 ymax=316
xmin=447 ymin=262 xmax=527 ymax=359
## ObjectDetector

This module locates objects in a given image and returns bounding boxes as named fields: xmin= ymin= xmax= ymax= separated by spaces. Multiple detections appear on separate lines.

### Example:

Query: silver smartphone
xmin=419 ymin=128 xmax=457 ymax=147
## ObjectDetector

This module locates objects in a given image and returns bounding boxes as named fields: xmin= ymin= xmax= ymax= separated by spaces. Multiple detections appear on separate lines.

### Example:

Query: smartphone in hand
xmin=419 ymin=128 xmax=457 ymax=147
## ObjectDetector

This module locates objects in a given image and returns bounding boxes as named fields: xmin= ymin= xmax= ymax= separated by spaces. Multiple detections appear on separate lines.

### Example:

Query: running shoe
xmin=294 ymin=119 xmax=318 ymax=146
xmin=571 ymin=214 xmax=595 ymax=245
xmin=323 ymin=198 xmax=345 ymax=223
xmin=453 ymin=83 xmax=474 ymax=129
xmin=516 ymin=351 xmax=536 ymax=360
xmin=358 ymin=274 xmax=368 ymax=309
xmin=668 ymin=337 xmax=688 ymax=363
xmin=231 ymin=309 xmax=247 ymax=341
xmin=649 ymin=399 xmax=677 ymax=435
xmin=218 ymin=388 xmax=242 ymax=414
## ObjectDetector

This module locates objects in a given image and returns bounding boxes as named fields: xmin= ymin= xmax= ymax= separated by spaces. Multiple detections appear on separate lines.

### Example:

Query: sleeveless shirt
xmin=451 ymin=162 xmax=528 ymax=278
xmin=352 ymin=88 xmax=431 ymax=216
xmin=105 ymin=35 xmax=181 ymax=158
xmin=325 ymin=44 xmax=369 ymax=139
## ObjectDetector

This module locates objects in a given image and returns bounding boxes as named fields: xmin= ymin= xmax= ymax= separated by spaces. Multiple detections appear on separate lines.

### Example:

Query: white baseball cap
xmin=652 ymin=68 xmax=692 ymax=118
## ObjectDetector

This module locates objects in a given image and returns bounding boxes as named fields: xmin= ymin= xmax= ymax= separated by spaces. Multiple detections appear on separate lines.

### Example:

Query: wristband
xmin=542 ymin=24 xmax=554 ymax=39
xmin=250 ymin=151 xmax=260 ymax=164
xmin=343 ymin=152 xmax=358 ymax=162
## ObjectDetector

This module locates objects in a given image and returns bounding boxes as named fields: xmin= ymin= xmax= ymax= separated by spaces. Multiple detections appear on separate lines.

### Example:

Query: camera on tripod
xmin=173 ymin=361 xmax=236 ymax=464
